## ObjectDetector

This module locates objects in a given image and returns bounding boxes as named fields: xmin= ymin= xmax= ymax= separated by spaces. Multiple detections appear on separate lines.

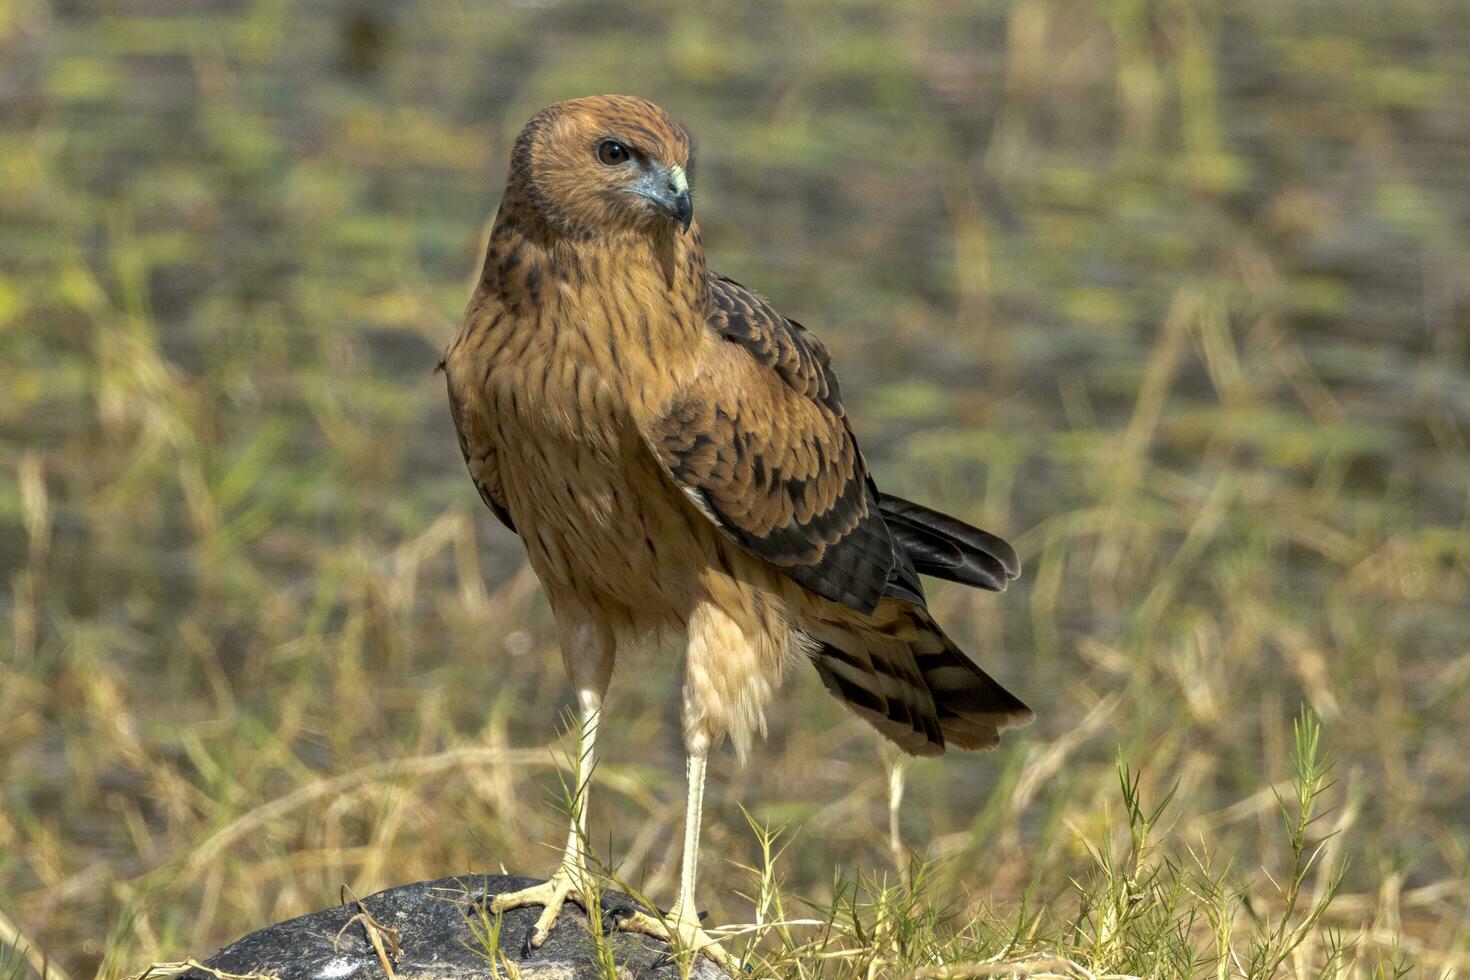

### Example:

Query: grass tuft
xmin=457 ymin=712 xmax=1407 ymax=977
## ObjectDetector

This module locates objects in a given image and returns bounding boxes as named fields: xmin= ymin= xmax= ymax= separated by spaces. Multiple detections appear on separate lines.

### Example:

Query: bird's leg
xmin=617 ymin=747 xmax=737 ymax=972
xmin=489 ymin=691 xmax=600 ymax=953
xmin=668 ymin=750 xmax=709 ymax=924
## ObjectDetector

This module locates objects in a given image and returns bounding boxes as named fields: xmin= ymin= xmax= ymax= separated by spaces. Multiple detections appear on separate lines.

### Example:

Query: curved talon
xmin=601 ymin=899 xmax=637 ymax=931
xmin=616 ymin=908 xmax=737 ymax=975
xmin=485 ymin=872 xmax=588 ymax=954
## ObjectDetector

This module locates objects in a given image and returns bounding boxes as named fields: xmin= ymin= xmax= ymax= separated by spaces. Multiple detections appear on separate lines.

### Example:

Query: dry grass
xmin=447 ymin=712 xmax=1427 ymax=977
xmin=2 ymin=0 xmax=1468 ymax=977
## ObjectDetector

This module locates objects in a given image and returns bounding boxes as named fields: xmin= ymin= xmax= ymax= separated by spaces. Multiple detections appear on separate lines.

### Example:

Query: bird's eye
xmin=597 ymin=140 xmax=630 ymax=166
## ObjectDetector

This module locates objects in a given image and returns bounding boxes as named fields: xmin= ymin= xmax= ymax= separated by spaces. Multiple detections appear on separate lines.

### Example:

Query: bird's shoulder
xmin=702 ymin=273 xmax=843 ymax=413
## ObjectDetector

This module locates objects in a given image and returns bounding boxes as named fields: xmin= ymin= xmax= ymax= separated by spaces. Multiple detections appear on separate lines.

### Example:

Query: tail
xmin=877 ymin=493 xmax=1020 ymax=593
xmin=808 ymin=606 xmax=1033 ymax=756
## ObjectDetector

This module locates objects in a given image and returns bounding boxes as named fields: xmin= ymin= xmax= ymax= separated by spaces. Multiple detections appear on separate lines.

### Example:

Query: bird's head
xmin=508 ymin=95 xmax=694 ymax=239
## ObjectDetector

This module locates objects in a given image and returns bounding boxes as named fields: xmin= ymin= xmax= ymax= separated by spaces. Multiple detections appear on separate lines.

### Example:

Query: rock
xmin=183 ymin=874 xmax=727 ymax=979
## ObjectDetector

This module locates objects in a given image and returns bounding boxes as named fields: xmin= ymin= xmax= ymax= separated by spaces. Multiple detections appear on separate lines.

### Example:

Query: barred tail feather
xmin=910 ymin=612 xmax=1032 ymax=750
xmin=807 ymin=606 xmax=1031 ymax=755
xmin=809 ymin=637 xmax=944 ymax=756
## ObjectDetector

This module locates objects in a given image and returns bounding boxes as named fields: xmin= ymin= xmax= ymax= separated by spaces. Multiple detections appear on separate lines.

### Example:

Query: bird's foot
xmin=612 ymin=901 xmax=738 ymax=974
xmin=488 ymin=865 xmax=590 ymax=956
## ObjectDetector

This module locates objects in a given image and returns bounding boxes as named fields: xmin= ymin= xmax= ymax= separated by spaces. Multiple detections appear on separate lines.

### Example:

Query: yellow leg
xmin=618 ymin=750 xmax=736 ymax=973
xmin=489 ymin=693 xmax=600 ymax=952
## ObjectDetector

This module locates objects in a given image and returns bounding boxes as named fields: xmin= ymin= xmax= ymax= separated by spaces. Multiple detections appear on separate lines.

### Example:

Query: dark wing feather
xmin=641 ymin=275 xmax=897 ymax=613
xmin=877 ymin=493 xmax=1019 ymax=591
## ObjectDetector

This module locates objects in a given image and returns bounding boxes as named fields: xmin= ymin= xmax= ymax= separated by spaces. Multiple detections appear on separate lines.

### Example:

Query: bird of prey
xmin=442 ymin=95 xmax=1030 ymax=969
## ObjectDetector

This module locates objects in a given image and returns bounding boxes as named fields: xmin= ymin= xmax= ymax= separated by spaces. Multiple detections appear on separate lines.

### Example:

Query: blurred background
xmin=2 ymin=0 xmax=1468 ymax=975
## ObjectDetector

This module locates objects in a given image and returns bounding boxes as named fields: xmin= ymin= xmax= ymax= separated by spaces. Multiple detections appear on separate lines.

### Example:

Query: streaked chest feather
xmin=446 ymin=257 xmax=712 ymax=604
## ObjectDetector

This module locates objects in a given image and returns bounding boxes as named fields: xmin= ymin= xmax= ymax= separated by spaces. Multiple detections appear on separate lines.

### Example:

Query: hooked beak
xmin=634 ymin=164 xmax=693 ymax=233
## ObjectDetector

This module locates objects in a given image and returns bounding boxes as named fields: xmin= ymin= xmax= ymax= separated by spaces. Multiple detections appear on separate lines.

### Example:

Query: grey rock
xmin=183 ymin=874 xmax=727 ymax=980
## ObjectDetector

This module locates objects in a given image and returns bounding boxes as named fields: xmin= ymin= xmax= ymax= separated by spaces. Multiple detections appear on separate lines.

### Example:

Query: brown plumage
xmin=442 ymin=95 xmax=1030 ymax=968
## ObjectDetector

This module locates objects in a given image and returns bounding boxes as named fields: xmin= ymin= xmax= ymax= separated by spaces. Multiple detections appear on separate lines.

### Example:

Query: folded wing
xmin=640 ymin=275 xmax=900 ymax=613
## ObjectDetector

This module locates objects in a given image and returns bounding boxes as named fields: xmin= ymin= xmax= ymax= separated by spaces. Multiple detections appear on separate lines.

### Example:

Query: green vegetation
xmin=457 ymin=711 xmax=1367 ymax=977
xmin=1 ymin=0 xmax=1467 ymax=977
